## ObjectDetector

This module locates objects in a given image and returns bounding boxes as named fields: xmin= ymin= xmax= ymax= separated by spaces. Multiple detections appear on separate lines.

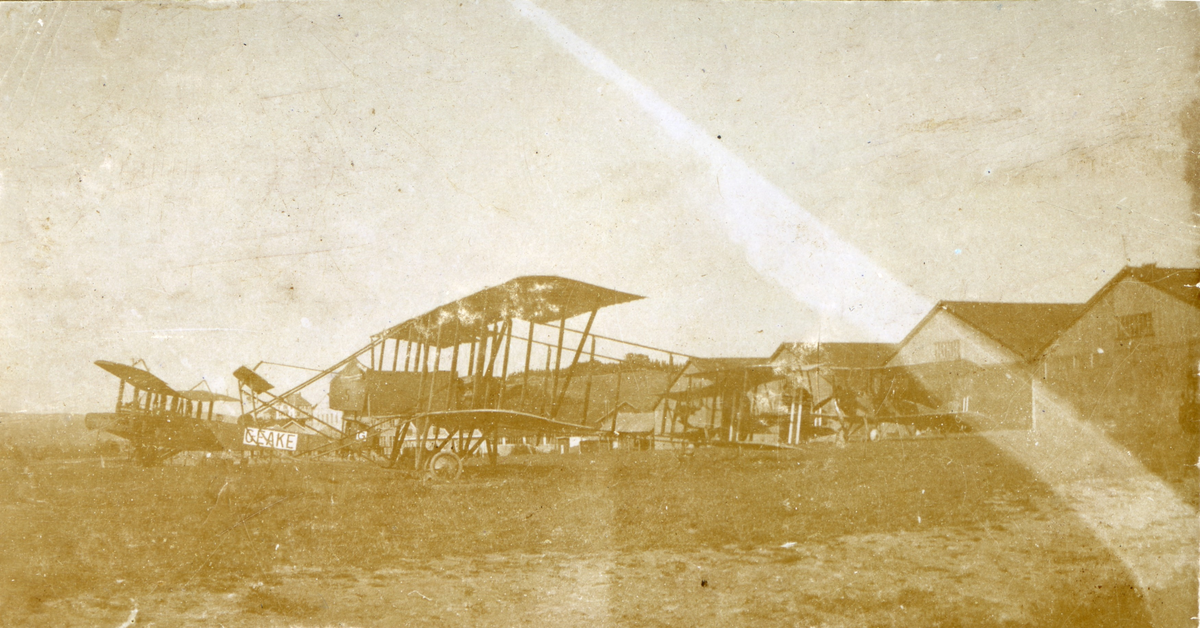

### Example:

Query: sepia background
xmin=0 ymin=1 xmax=1197 ymax=627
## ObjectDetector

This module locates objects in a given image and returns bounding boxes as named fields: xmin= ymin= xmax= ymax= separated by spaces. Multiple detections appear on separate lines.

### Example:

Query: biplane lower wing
xmin=286 ymin=409 xmax=601 ymax=480
xmin=412 ymin=409 xmax=599 ymax=437
xmin=85 ymin=411 xmax=225 ymax=452
xmin=884 ymin=411 xmax=975 ymax=433
xmin=811 ymin=410 xmax=976 ymax=435
xmin=709 ymin=440 xmax=801 ymax=452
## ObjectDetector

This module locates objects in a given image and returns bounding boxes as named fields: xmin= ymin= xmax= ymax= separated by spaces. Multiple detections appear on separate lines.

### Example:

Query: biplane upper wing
xmin=95 ymin=360 xmax=178 ymax=396
xmin=376 ymin=276 xmax=644 ymax=347
xmin=233 ymin=366 xmax=274 ymax=395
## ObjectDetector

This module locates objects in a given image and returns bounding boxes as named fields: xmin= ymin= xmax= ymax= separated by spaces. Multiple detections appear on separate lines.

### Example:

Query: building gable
xmin=888 ymin=308 xmax=1025 ymax=367
xmin=1043 ymin=276 xmax=1200 ymax=359
xmin=939 ymin=302 xmax=1086 ymax=360
xmin=1112 ymin=266 xmax=1199 ymax=311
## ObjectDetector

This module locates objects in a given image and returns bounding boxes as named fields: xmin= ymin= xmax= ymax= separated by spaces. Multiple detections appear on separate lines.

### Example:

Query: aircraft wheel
xmin=426 ymin=451 xmax=462 ymax=482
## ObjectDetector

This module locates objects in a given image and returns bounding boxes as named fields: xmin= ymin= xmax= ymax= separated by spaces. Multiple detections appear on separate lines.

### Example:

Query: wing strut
xmin=550 ymin=309 xmax=597 ymax=419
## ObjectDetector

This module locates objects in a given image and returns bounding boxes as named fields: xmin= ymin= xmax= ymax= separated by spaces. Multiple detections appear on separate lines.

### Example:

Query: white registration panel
xmin=243 ymin=427 xmax=298 ymax=451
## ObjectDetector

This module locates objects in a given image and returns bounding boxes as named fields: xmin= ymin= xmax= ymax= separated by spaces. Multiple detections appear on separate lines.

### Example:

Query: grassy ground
xmin=0 ymin=413 xmax=121 ymax=461
xmin=0 ymin=436 xmax=1155 ymax=627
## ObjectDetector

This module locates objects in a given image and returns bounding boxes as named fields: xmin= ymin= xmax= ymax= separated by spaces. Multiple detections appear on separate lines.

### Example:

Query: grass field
xmin=0 ymin=433 xmax=1157 ymax=627
xmin=0 ymin=414 xmax=120 ymax=461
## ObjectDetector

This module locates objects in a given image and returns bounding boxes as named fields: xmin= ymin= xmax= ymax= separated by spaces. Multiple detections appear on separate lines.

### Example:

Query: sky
xmin=0 ymin=0 xmax=1197 ymax=412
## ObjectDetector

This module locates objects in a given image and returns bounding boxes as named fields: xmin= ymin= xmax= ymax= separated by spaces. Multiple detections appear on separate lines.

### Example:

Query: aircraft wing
xmin=95 ymin=360 xmax=177 ymax=396
xmin=376 ymin=275 xmax=644 ymax=348
xmin=885 ymin=411 xmax=975 ymax=432
xmin=710 ymin=439 xmax=802 ymax=452
xmin=814 ymin=411 xmax=974 ymax=432
xmin=414 ymin=409 xmax=599 ymax=437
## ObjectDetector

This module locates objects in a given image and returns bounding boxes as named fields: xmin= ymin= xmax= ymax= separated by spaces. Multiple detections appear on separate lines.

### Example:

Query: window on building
xmin=1116 ymin=312 xmax=1154 ymax=340
xmin=934 ymin=340 xmax=961 ymax=362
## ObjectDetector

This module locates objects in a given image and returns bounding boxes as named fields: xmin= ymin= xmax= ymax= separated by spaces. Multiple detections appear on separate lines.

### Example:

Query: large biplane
xmin=231 ymin=275 xmax=693 ymax=478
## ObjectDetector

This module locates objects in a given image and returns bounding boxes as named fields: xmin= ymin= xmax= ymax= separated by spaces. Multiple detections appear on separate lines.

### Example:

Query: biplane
xmin=659 ymin=348 xmax=976 ymax=448
xmin=659 ymin=358 xmax=785 ymax=448
xmin=84 ymin=360 xmax=259 ymax=465
xmin=780 ymin=363 xmax=974 ymax=444
xmin=229 ymin=275 xmax=687 ymax=479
